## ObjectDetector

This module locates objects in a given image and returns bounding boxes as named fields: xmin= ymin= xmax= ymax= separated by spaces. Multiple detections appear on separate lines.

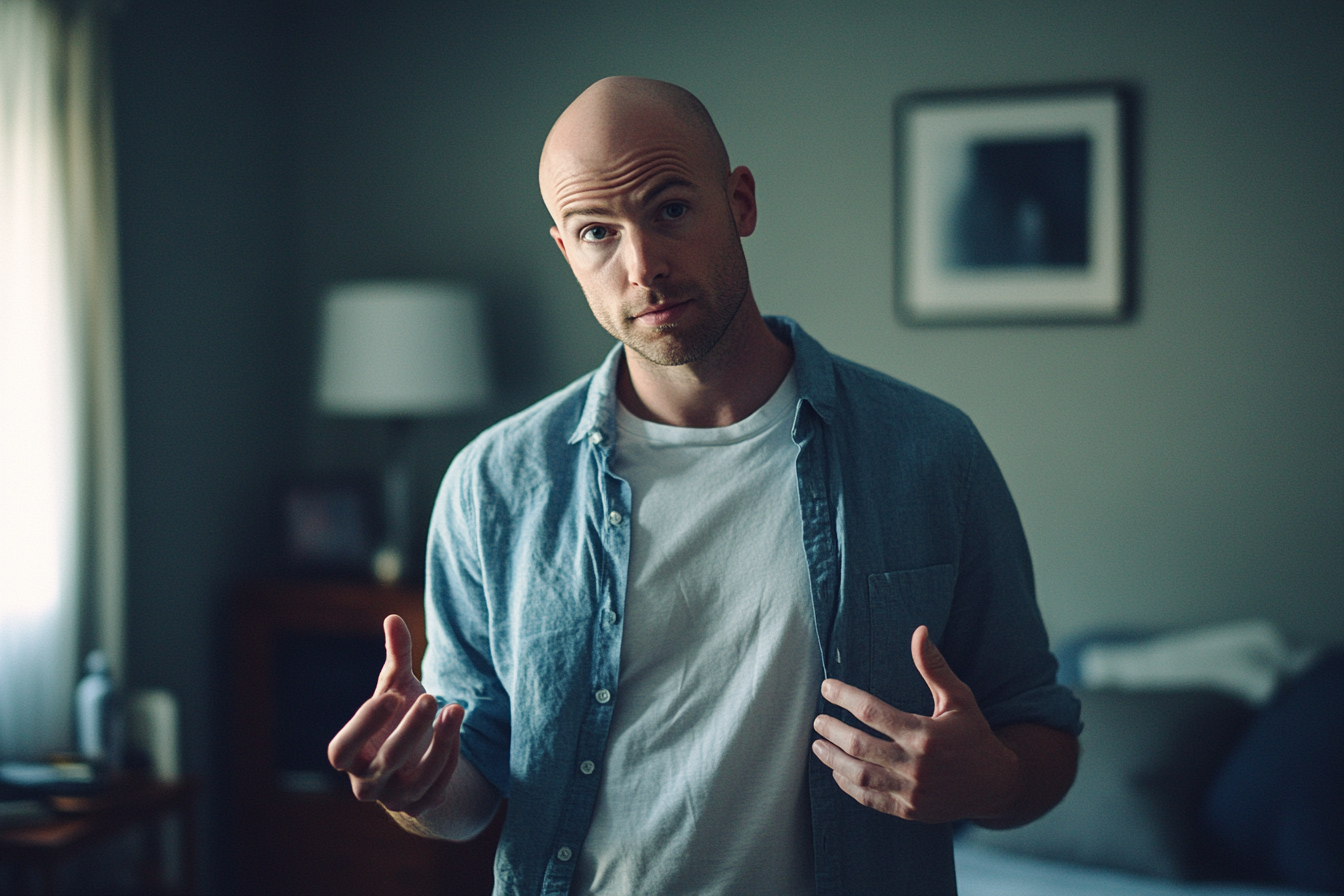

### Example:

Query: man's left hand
xmin=811 ymin=625 xmax=1022 ymax=824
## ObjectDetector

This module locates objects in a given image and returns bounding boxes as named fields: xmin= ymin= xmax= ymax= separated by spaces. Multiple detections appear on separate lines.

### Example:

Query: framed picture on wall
xmin=894 ymin=84 xmax=1136 ymax=325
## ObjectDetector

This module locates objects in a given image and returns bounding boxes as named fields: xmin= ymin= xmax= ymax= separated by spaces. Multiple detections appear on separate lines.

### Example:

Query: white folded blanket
xmin=1079 ymin=619 xmax=1318 ymax=706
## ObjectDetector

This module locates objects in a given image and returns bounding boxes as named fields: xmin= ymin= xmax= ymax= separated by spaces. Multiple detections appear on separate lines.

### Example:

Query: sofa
xmin=955 ymin=621 xmax=1343 ymax=896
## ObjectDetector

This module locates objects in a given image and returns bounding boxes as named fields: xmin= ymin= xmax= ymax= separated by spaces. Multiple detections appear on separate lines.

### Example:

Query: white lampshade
xmin=316 ymin=281 xmax=490 ymax=416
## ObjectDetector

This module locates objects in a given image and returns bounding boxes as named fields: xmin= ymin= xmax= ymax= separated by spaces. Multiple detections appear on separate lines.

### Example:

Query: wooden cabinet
xmin=230 ymin=580 xmax=501 ymax=896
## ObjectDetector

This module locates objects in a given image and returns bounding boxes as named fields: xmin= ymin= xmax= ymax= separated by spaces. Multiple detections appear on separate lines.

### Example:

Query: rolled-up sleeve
xmin=421 ymin=448 xmax=513 ymax=796
xmin=942 ymin=432 xmax=1082 ymax=737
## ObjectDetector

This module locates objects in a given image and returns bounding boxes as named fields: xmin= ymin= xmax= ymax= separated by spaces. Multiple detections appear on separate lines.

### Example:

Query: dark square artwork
xmin=947 ymin=137 xmax=1091 ymax=269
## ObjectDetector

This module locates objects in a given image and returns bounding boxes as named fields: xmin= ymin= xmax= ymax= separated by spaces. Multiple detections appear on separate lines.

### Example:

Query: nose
xmin=623 ymin=227 xmax=669 ymax=290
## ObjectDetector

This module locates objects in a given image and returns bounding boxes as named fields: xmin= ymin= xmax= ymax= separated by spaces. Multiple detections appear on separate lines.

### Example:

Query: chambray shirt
xmin=423 ymin=316 xmax=1082 ymax=896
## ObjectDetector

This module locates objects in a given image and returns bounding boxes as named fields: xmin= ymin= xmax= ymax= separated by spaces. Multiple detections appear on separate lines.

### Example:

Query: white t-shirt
xmin=573 ymin=370 xmax=822 ymax=896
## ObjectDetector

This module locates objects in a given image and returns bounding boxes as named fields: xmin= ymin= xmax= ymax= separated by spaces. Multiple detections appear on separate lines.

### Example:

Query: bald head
xmin=539 ymin=77 xmax=729 ymax=218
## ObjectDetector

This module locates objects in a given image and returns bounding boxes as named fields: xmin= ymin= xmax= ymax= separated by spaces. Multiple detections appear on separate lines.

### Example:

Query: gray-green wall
xmin=293 ymin=0 xmax=1344 ymax=642
xmin=113 ymin=1 xmax=1341 ymax=890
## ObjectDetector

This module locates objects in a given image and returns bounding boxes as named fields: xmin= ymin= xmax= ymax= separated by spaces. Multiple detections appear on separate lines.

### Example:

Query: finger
xmin=383 ymin=703 xmax=460 ymax=810
xmin=377 ymin=615 xmax=416 ymax=691
xmin=371 ymin=693 xmax=440 ymax=778
xmin=820 ymin=678 xmax=921 ymax=739
xmin=910 ymin=625 xmax=973 ymax=716
xmin=351 ymin=695 xmax=438 ymax=803
xmin=392 ymin=705 xmax=465 ymax=816
xmin=813 ymin=713 xmax=909 ymax=765
xmin=328 ymin=691 xmax=401 ymax=771
xmin=811 ymin=737 xmax=905 ymax=800
xmin=829 ymin=766 xmax=905 ymax=817
xmin=399 ymin=755 xmax=457 ymax=817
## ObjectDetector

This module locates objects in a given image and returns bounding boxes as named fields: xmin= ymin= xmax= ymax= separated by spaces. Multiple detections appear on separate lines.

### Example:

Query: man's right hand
xmin=328 ymin=614 xmax=463 ymax=817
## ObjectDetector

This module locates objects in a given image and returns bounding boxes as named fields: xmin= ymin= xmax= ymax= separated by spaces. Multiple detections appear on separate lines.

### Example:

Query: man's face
xmin=542 ymin=120 xmax=755 ymax=368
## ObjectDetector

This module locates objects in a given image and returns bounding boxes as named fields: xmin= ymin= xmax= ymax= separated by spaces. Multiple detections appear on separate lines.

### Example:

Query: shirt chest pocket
xmin=866 ymin=564 xmax=956 ymax=715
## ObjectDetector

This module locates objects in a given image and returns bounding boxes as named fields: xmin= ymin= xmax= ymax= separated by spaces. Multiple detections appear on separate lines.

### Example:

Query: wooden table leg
xmin=181 ymin=802 xmax=197 ymax=895
xmin=138 ymin=817 xmax=164 ymax=894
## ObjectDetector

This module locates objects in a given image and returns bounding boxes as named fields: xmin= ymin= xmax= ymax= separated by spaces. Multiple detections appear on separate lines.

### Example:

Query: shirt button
xmin=595 ymin=688 xmax=611 ymax=704
xmin=580 ymin=760 xmax=595 ymax=775
xmin=557 ymin=846 xmax=573 ymax=862
xmin=589 ymin=431 xmax=602 ymax=445
xmin=607 ymin=510 xmax=623 ymax=526
xmin=603 ymin=609 xmax=617 ymax=625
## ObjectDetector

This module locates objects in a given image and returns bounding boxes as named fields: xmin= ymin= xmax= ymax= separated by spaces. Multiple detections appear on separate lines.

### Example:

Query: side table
xmin=0 ymin=775 xmax=197 ymax=895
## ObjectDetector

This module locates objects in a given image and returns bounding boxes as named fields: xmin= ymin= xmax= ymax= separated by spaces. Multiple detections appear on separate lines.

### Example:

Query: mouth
xmin=632 ymin=298 xmax=691 ymax=327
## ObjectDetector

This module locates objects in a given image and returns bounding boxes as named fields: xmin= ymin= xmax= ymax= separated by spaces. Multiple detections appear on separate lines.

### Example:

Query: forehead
xmin=541 ymin=101 xmax=723 ymax=222
xmin=546 ymin=141 xmax=706 ymax=219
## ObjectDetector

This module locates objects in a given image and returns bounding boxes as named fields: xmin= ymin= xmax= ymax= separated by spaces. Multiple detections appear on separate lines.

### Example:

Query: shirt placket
xmin=540 ymin=429 xmax=629 ymax=895
xmin=793 ymin=404 xmax=846 ymax=896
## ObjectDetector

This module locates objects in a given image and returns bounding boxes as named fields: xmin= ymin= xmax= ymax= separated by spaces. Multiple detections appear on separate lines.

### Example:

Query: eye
xmin=661 ymin=202 xmax=688 ymax=221
xmin=580 ymin=224 xmax=612 ymax=243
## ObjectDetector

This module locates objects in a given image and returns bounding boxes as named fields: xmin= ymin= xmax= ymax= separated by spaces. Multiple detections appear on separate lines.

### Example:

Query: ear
xmin=549 ymin=224 xmax=571 ymax=264
xmin=726 ymin=165 xmax=757 ymax=238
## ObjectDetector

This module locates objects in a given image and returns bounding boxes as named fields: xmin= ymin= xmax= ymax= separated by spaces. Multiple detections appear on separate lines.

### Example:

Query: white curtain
xmin=0 ymin=0 xmax=124 ymax=761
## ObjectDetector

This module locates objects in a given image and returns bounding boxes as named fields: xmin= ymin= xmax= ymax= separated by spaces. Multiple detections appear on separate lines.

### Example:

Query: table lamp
xmin=316 ymin=280 xmax=490 ymax=583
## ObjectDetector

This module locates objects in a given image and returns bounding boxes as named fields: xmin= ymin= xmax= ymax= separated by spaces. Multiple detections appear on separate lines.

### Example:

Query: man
xmin=329 ymin=77 xmax=1081 ymax=896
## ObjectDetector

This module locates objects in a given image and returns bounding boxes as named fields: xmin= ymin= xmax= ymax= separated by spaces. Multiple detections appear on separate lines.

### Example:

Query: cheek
xmin=574 ymin=272 xmax=620 ymax=324
xmin=573 ymin=257 xmax=622 ymax=297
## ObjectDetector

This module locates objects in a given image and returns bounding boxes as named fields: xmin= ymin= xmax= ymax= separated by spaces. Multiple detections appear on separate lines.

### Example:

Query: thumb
xmin=378 ymin=614 xmax=416 ymax=689
xmin=910 ymin=625 xmax=970 ymax=716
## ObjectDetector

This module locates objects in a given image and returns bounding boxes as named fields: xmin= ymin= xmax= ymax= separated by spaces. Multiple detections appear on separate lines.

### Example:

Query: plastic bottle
xmin=75 ymin=650 xmax=124 ymax=770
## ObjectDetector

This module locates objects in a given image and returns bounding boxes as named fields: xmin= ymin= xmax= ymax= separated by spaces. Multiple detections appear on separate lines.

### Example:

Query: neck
xmin=617 ymin=297 xmax=793 ymax=428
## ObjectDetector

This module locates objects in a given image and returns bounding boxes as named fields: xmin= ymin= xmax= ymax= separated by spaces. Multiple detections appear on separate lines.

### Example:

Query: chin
xmin=627 ymin=330 xmax=716 ymax=368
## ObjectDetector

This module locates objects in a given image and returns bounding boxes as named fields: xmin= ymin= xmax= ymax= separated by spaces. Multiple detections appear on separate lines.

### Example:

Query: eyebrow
xmin=561 ymin=204 xmax=611 ymax=221
xmin=560 ymin=176 xmax=697 ymax=222
xmin=639 ymin=176 xmax=695 ymax=205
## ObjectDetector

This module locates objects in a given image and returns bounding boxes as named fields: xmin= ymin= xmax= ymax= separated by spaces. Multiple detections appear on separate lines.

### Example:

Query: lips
xmin=632 ymin=298 xmax=691 ymax=326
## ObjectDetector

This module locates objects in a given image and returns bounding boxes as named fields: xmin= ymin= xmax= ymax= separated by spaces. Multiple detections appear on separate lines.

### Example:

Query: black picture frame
xmin=275 ymin=474 xmax=381 ymax=577
xmin=894 ymin=83 xmax=1137 ymax=325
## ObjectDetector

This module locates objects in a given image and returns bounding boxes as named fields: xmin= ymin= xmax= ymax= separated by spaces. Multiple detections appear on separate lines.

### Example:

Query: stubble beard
xmin=598 ymin=239 xmax=751 ymax=368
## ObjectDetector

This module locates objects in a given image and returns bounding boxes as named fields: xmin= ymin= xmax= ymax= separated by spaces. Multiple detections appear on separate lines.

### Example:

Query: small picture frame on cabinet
xmin=275 ymin=475 xmax=380 ymax=577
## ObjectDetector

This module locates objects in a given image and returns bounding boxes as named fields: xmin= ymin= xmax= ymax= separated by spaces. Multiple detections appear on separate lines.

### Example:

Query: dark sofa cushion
xmin=1200 ymin=651 xmax=1344 ymax=893
xmin=967 ymin=688 xmax=1251 ymax=879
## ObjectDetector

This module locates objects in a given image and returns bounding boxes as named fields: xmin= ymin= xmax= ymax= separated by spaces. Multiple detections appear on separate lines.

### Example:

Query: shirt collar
xmin=765 ymin=315 xmax=836 ymax=425
xmin=566 ymin=315 xmax=836 ymax=446
xmin=568 ymin=341 xmax=625 ymax=446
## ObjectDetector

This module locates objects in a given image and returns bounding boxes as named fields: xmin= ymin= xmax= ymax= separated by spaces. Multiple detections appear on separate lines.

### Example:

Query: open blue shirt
xmin=422 ymin=316 xmax=1082 ymax=896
